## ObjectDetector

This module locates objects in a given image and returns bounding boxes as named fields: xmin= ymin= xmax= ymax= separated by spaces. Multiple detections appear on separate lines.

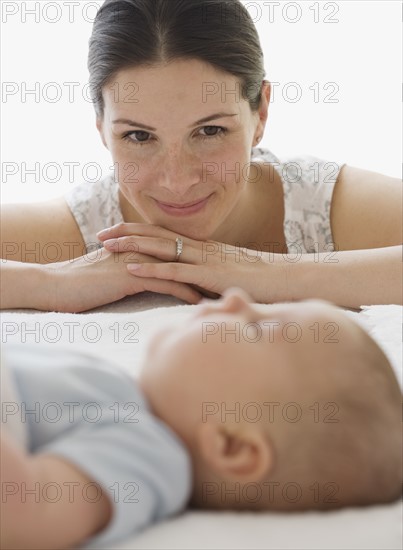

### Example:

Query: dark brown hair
xmin=88 ymin=0 xmax=266 ymax=117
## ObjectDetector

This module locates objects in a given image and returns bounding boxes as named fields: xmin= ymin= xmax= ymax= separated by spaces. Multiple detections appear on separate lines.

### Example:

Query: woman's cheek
xmin=109 ymin=145 xmax=146 ymax=189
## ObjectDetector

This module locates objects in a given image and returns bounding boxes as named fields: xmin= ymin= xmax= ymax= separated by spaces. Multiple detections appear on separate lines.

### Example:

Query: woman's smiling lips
xmin=154 ymin=194 xmax=213 ymax=216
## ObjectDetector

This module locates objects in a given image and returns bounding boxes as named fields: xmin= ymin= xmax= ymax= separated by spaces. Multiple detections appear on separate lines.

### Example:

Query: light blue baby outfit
xmin=1 ymin=343 xmax=191 ymax=549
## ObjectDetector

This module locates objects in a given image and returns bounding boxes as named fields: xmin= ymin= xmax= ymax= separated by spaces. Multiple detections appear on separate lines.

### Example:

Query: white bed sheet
xmin=1 ymin=292 xmax=402 ymax=550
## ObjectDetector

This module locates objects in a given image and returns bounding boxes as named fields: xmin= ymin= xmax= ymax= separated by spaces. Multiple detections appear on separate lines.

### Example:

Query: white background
xmin=1 ymin=0 xmax=401 ymax=204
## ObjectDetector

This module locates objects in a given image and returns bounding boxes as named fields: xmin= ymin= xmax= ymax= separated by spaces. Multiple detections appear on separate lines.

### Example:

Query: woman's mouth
xmin=154 ymin=194 xmax=213 ymax=216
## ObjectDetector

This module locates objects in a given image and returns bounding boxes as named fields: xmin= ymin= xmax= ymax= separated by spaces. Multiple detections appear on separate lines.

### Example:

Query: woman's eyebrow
xmin=111 ymin=113 xmax=238 ymax=131
xmin=192 ymin=112 xmax=239 ymax=126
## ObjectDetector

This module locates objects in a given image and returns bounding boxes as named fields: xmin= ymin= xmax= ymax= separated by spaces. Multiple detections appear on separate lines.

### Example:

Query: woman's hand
xmin=44 ymin=246 xmax=204 ymax=313
xmin=98 ymin=223 xmax=291 ymax=304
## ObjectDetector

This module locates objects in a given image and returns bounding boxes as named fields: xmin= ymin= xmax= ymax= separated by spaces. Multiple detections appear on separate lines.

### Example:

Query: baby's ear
xmin=196 ymin=422 xmax=274 ymax=483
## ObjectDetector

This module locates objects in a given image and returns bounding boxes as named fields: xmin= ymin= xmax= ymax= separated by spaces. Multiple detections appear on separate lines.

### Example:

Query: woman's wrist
xmin=259 ymin=251 xmax=317 ymax=304
xmin=0 ymin=261 xmax=56 ymax=311
xmin=285 ymin=254 xmax=310 ymax=302
xmin=258 ymin=252 xmax=296 ymax=303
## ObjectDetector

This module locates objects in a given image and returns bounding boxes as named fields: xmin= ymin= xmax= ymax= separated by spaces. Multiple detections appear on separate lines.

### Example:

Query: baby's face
xmin=139 ymin=288 xmax=402 ymax=511
xmin=138 ymin=287 xmax=362 ymax=446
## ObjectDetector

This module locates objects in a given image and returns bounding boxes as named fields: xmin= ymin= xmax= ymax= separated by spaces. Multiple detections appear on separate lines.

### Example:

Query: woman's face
xmin=97 ymin=58 xmax=269 ymax=240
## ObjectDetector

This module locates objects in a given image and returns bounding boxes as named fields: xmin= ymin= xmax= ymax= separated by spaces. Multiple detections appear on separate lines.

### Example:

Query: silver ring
xmin=175 ymin=237 xmax=183 ymax=262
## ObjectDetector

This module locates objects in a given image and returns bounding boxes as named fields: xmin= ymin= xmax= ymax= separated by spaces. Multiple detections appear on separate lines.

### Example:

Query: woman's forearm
xmin=0 ymin=260 xmax=54 ymax=310
xmin=288 ymin=245 xmax=402 ymax=308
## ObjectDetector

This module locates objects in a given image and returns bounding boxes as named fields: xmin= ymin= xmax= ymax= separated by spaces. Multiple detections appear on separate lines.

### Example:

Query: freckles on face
xmin=99 ymin=59 xmax=258 ymax=236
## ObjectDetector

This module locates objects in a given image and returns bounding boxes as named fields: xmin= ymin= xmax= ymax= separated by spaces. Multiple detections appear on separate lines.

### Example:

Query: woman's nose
xmin=158 ymin=147 xmax=199 ymax=194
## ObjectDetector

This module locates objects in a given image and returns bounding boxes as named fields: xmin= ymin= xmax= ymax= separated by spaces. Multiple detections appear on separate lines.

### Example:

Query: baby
xmin=1 ymin=288 xmax=401 ymax=550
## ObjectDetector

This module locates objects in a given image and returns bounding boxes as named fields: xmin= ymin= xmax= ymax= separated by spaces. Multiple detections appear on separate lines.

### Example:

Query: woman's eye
xmin=199 ymin=126 xmax=227 ymax=139
xmin=123 ymin=130 xmax=150 ymax=145
xmin=122 ymin=126 xmax=227 ymax=146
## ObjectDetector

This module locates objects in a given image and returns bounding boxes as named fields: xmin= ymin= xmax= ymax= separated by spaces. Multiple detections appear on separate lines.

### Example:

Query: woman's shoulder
xmin=252 ymin=147 xmax=345 ymax=254
xmin=64 ymin=172 xmax=123 ymax=253
xmin=64 ymin=171 xmax=117 ymax=201
xmin=251 ymin=147 xmax=281 ymax=165
xmin=251 ymin=147 xmax=344 ymax=191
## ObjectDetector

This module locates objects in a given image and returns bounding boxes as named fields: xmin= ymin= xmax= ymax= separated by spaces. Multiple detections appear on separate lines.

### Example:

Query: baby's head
xmin=139 ymin=288 xmax=401 ymax=511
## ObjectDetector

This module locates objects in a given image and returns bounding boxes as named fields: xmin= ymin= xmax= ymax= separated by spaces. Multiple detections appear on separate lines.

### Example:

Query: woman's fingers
xmin=103 ymin=236 xmax=198 ymax=264
xmin=97 ymin=223 xmax=169 ymax=241
xmin=127 ymin=262 xmax=222 ymax=296
xmin=132 ymin=276 xmax=203 ymax=304
xmin=99 ymin=223 xmax=211 ymax=264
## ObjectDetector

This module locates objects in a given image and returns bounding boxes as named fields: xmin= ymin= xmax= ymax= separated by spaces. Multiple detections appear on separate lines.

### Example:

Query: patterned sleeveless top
xmin=64 ymin=148 xmax=345 ymax=255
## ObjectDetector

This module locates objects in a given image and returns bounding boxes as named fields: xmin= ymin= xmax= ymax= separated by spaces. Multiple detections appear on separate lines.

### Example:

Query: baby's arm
xmin=1 ymin=429 xmax=111 ymax=550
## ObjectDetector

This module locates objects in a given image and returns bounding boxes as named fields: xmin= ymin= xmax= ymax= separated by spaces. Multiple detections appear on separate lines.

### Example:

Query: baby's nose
xmin=221 ymin=287 xmax=253 ymax=312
